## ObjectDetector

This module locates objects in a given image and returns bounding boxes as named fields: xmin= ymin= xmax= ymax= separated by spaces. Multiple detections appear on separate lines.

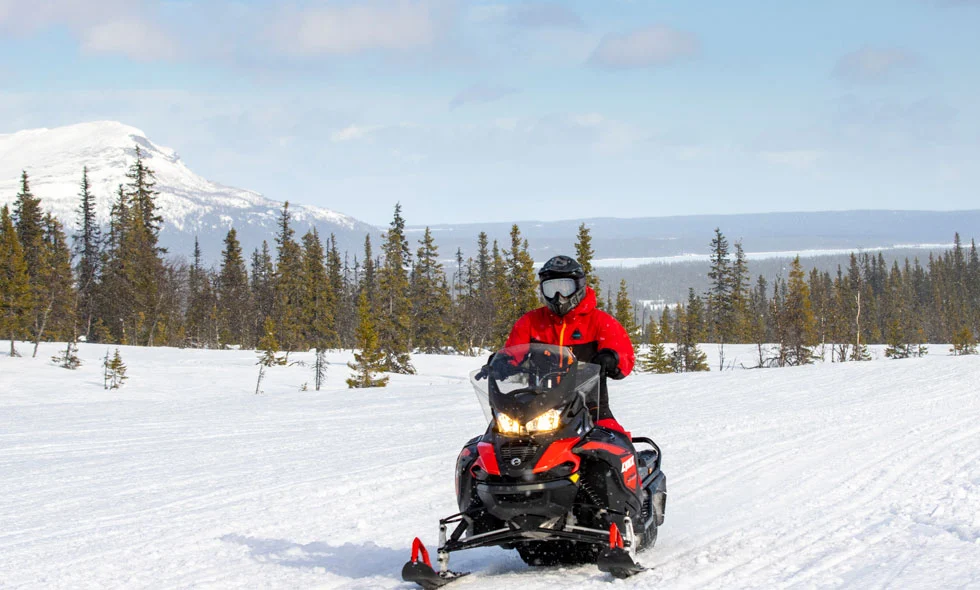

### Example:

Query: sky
xmin=0 ymin=0 xmax=978 ymax=227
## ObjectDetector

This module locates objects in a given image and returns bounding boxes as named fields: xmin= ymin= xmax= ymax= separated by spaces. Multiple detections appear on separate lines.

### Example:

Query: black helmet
xmin=538 ymin=255 xmax=587 ymax=316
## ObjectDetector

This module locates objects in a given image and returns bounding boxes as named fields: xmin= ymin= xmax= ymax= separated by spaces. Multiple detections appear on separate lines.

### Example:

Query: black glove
xmin=593 ymin=349 xmax=623 ymax=379
xmin=475 ymin=352 xmax=496 ymax=380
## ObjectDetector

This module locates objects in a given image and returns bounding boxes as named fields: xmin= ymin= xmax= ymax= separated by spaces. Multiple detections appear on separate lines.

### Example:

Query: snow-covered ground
xmin=2 ymin=342 xmax=979 ymax=589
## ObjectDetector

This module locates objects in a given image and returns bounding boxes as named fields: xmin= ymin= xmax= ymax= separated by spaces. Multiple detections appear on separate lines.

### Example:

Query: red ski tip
xmin=609 ymin=523 xmax=624 ymax=550
xmin=411 ymin=537 xmax=432 ymax=568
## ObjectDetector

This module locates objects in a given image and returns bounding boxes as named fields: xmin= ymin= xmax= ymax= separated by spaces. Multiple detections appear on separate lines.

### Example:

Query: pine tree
xmin=272 ymin=202 xmax=306 ymax=351
xmin=325 ymin=234 xmax=345 ymax=349
xmin=951 ymin=327 xmax=978 ymax=356
xmin=376 ymin=204 xmax=415 ymax=374
xmin=51 ymin=340 xmax=81 ymax=369
xmin=748 ymin=275 xmax=769 ymax=367
xmin=777 ymin=256 xmax=817 ymax=366
xmin=105 ymin=149 xmax=167 ymax=346
xmin=73 ymin=167 xmax=102 ymax=340
xmin=574 ymin=223 xmax=601 ymax=304
xmin=257 ymin=316 xmax=286 ymax=367
xmin=706 ymin=228 xmax=733 ymax=368
xmin=301 ymin=229 xmax=335 ymax=390
xmin=673 ymin=289 xmax=709 ymax=372
xmin=30 ymin=214 xmax=76 ymax=357
xmin=614 ymin=279 xmax=639 ymax=344
xmin=186 ymin=238 xmax=215 ymax=347
xmin=507 ymin=225 xmax=538 ymax=318
xmin=639 ymin=320 xmax=673 ymax=374
xmin=216 ymin=228 xmax=250 ymax=347
xmin=13 ymin=171 xmax=45 ymax=271
xmin=411 ymin=227 xmax=451 ymax=353
xmin=347 ymin=292 xmax=389 ymax=388
xmin=103 ymin=348 xmax=128 ymax=389
xmin=489 ymin=240 xmax=512 ymax=347
xmin=0 ymin=206 xmax=32 ymax=356
xmin=250 ymin=241 xmax=275 ymax=345
xmin=731 ymin=241 xmax=750 ymax=342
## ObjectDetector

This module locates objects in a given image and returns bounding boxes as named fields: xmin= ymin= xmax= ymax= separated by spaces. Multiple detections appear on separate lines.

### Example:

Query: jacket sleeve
xmin=596 ymin=311 xmax=636 ymax=378
xmin=504 ymin=311 xmax=533 ymax=348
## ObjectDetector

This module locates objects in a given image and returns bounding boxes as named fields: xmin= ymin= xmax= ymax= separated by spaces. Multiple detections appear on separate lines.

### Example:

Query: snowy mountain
xmin=0 ymin=121 xmax=377 ymax=260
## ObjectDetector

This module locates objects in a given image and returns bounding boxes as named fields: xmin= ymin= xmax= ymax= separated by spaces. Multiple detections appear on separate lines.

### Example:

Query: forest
xmin=2 ymin=149 xmax=978 ymax=384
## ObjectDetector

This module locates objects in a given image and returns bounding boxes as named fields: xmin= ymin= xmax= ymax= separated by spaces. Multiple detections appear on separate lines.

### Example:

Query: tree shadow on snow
xmin=221 ymin=534 xmax=406 ymax=578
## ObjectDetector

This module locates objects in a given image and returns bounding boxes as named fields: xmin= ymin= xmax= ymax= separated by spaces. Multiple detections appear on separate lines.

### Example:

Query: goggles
xmin=541 ymin=278 xmax=579 ymax=298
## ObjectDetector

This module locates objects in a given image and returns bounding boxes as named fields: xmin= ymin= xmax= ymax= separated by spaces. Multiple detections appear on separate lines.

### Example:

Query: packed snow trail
xmin=1 ymin=343 xmax=979 ymax=589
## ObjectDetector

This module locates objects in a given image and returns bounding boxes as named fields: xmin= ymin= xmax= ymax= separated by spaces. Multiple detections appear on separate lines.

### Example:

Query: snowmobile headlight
xmin=525 ymin=409 xmax=562 ymax=434
xmin=496 ymin=412 xmax=523 ymax=435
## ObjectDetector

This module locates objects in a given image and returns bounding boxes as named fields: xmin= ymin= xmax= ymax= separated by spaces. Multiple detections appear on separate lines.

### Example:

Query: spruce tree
xmin=706 ymin=228 xmax=733 ymax=368
xmin=639 ymin=320 xmax=673 ymax=374
xmin=272 ymin=202 xmax=306 ymax=351
xmin=30 ymin=214 xmax=76 ymax=357
xmin=731 ymin=241 xmax=750 ymax=341
xmin=376 ymin=204 xmax=414 ymax=374
xmin=249 ymin=241 xmax=275 ymax=345
xmin=73 ymin=167 xmax=102 ymax=340
xmin=347 ymin=292 xmax=389 ymax=388
xmin=614 ymin=279 xmax=639 ymax=344
xmin=186 ymin=237 xmax=214 ymax=346
xmin=108 ymin=149 xmax=166 ymax=345
xmin=489 ymin=240 xmax=512 ymax=347
xmin=778 ymin=256 xmax=817 ymax=366
xmin=13 ymin=171 xmax=45 ymax=271
xmin=301 ymin=229 xmax=335 ymax=389
xmin=674 ymin=289 xmax=709 ymax=372
xmin=325 ymin=234 xmax=345 ymax=349
xmin=411 ymin=227 xmax=451 ymax=353
xmin=0 ymin=206 xmax=32 ymax=356
xmin=951 ymin=327 xmax=978 ymax=356
xmin=103 ymin=348 xmax=128 ymax=389
xmin=507 ymin=225 xmax=538 ymax=318
xmin=574 ymin=223 xmax=601 ymax=304
xmin=216 ymin=228 xmax=250 ymax=347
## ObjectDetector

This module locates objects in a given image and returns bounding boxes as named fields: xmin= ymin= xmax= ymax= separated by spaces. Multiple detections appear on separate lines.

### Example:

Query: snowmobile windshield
xmin=469 ymin=344 xmax=600 ymax=425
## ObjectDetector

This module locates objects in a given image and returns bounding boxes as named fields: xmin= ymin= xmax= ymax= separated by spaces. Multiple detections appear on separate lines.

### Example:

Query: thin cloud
xmin=81 ymin=18 xmax=178 ymax=61
xmin=449 ymin=84 xmax=517 ymax=110
xmin=0 ymin=0 xmax=178 ymax=62
xmin=589 ymin=25 xmax=699 ymax=69
xmin=834 ymin=47 xmax=919 ymax=83
xmin=330 ymin=125 xmax=383 ymax=143
xmin=505 ymin=2 xmax=584 ymax=29
xmin=268 ymin=0 xmax=454 ymax=57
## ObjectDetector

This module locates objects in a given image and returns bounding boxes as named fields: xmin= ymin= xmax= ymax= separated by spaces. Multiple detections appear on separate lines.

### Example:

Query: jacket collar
xmin=546 ymin=286 xmax=596 ymax=321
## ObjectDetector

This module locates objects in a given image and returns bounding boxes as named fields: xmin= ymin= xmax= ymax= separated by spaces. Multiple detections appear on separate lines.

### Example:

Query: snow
xmin=591 ymin=244 xmax=955 ymax=268
xmin=2 ymin=342 xmax=979 ymax=589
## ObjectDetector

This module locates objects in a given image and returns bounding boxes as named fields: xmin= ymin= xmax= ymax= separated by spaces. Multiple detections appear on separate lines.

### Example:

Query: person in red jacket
xmin=504 ymin=255 xmax=635 ymax=434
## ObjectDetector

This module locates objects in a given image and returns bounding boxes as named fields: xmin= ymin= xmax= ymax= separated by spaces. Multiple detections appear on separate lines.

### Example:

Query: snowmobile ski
xmin=401 ymin=537 xmax=469 ymax=589
xmin=597 ymin=522 xmax=647 ymax=579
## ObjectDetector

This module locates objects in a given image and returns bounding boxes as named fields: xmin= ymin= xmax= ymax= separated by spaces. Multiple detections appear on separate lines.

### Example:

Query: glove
xmin=476 ymin=352 xmax=497 ymax=381
xmin=475 ymin=353 xmax=495 ymax=380
xmin=593 ymin=348 xmax=623 ymax=379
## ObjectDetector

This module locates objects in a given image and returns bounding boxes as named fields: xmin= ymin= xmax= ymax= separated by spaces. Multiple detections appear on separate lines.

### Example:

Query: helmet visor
xmin=541 ymin=278 xmax=579 ymax=298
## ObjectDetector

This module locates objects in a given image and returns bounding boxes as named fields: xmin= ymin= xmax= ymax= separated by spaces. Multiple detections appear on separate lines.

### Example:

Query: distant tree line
xmin=644 ymin=228 xmax=980 ymax=371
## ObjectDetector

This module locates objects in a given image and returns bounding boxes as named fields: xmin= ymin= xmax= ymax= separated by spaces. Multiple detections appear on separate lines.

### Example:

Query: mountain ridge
xmin=0 ymin=121 xmax=376 ymax=259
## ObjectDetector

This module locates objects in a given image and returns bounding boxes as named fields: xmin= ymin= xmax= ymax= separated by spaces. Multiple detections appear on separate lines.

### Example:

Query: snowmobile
xmin=402 ymin=343 xmax=667 ymax=588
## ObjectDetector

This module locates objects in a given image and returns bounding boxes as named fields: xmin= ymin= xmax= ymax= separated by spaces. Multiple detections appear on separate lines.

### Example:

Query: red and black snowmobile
xmin=402 ymin=343 xmax=667 ymax=588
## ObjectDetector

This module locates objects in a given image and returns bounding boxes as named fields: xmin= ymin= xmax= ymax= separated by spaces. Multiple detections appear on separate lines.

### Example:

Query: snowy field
xmin=2 ymin=342 xmax=979 ymax=589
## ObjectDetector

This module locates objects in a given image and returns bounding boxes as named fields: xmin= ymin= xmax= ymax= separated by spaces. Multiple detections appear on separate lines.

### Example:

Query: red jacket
xmin=505 ymin=287 xmax=635 ymax=377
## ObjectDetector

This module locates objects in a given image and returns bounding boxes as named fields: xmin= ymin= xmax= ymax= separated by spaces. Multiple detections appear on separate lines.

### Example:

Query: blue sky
xmin=1 ymin=0 xmax=978 ymax=226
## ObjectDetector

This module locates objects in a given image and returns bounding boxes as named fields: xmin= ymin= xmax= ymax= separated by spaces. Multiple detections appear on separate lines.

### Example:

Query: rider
xmin=504 ymin=255 xmax=635 ymax=435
